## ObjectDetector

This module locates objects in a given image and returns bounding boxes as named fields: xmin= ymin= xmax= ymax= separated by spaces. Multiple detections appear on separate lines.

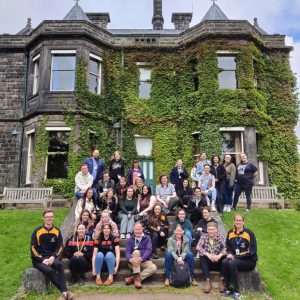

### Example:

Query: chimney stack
xmin=171 ymin=13 xmax=193 ymax=30
xmin=152 ymin=0 xmax=164 ymax=30
xmin=86 ymin=13 xmax=110 ymax=29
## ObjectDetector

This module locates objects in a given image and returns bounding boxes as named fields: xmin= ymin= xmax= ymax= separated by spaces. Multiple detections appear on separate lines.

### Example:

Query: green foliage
xmin=32 ymin=41 xmax=299 ymax=199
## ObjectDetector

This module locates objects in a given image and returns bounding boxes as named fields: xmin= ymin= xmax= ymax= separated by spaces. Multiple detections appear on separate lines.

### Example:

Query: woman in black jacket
xmin=109 ymin=150 xmax=125 ymax=184
xmin=210 ymin=155 xmax=227 ymax=214
xmin=178 ymin=179 xmax=194 ymax=214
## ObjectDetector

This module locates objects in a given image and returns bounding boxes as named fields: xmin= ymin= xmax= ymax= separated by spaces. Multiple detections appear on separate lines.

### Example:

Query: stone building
xmin=0 ymin=0 xmax=299 ymax=198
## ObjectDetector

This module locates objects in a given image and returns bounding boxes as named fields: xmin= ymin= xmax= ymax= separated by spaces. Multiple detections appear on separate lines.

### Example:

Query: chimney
xmin=86 ymin=13 xmax=110 ymax=29
xmin=152 ymin=0 xmax=164 ymax=30
xmin=171 ymin=13 xmax=193 ymax=30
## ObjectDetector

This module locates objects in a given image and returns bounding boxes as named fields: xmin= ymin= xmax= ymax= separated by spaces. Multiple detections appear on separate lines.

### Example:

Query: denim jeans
xmin=184 ymin=229 xmax=193 ymax=251
xmin=164 ymin=251 xmax=195 ymax=279
xmin=201 ymin=183 xmax=217 ymax=201
xmin=94 ymin=252 xmax=116 ymax=275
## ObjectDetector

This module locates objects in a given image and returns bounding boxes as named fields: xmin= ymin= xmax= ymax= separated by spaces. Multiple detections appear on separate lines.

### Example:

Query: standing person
xmin=164 ymin=225 xmax=198 ymax=287
xmin=232 ymin=153 xmax=257 ymax=213
xmin=125 ymin=222 xmax=157 ymax=289
xmin=93 ymin=224 xmax=120 ymax=286
xmin=30 ymin=209 xmax=75 ymax=300
xmin=83 ymin=150 xmax=106 ymax=189
xmin=210 ymin=155 xmax=227 ymax=215
xmin=97 ymin=171 xmax=115 ymax=199
xmin=196 ymin=152 xmax=211 ymax=181
xmin=197 ymin=222 xmax=226 ymax=293
xmin=156 ymin=173 xmax=179 ymax=214
xmin=199 ymin=164 xmax=217 ymax=211
xmin=109 ymin=150 xmax=125 ymax=184
xmin=222 ymin=214 xmax=258 ymax=300
xmin=118 ymin=187 xmax=138 ymax=239
xmin=65 ymin=223 xmax=94 ymax=286
xmin=74 ymin=164 xmax=93 ymax=200
xmin=170 ymin=159 xmax=189 ymax=192
xmin=74 ymin=187 xmax=97 ymax=221
xmin=190 ymin=159 xmax=199 ymax=188
xmin=223 ymin=155 xmax=236 ymax=212
xmin=128 ymin=160 xmax=145 ymax=187
xmin=148 ymin=204 xmax=170 ymax=259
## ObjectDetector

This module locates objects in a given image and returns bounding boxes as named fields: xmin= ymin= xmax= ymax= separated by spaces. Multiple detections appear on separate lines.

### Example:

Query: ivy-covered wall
xmin=32 ymin=39 xmax=300 ymax=200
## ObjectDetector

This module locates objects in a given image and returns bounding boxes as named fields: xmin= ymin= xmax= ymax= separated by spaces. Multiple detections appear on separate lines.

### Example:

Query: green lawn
xmin=0 ymin=208 xmax=69 ymax=300
xmin=222 ymin=209 xmax=300 ymax=300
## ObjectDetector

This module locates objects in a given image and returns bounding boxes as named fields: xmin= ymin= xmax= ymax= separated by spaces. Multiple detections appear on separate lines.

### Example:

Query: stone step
xmin=51 ymin=199 xmax=72 ymax=208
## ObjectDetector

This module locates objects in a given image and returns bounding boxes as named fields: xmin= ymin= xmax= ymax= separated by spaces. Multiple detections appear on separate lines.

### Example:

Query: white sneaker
xmin=195 ymin=253 xmax=200 ymax=259
xmin=227 ymin=206 xmax=231 ymax=212
xmin=120 ymin=234 xmax=126 ymax=239
xmin=126 ymin=233 xmax=131 ymax=239
xmin=223 ymin=205 xmax=228 ymax=212
xmin=212 ymin=202 xmax=216 ymax=212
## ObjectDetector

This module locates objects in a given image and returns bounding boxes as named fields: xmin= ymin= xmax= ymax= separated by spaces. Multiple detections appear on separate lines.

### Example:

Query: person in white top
xmin=75 ymin=164 xmax=94 ymax=200
xmin=75 ymin=187 xmax=97 ymax=221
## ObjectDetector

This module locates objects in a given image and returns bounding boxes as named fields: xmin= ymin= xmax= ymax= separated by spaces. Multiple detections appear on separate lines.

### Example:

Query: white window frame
xmin=25 ymin=129 xmax=35 ymax=184
xmin=32 ymin=54 xmax=40 ymax=95
xmin=137 ymin=62 xmax=152 ymax=99
xmin=50 ymin=50 xmax=76 ymax=92
xmin=89 ymin=53 xmax=102 ymax=94
xmin=217 ymin=54 xmax=237 ymax=90
xmin=258 ymin=161 xmax=265 ymax=185
xmin=44 ymin=128 xmax=71 ymax=180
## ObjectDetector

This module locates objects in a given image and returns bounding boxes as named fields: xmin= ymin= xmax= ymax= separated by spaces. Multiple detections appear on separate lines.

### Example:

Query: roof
xmin=253 ymin=18 xmax=267 ymax=35
xmin=201 ymin=3 xmax=228 ymax=22
xmin=107 ymin=29 xmax=183 ymax=35
xmin=63 ymin=3 xmax=90 ymax=21
xmin=16 ymin=17 xmax=33 ymax=35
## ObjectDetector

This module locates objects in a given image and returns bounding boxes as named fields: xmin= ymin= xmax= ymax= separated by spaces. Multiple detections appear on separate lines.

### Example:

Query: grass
xmin=222 ymin=209 xmax=300 ymax=300
xmin=0 ymin=208 xmax=69 ymax=300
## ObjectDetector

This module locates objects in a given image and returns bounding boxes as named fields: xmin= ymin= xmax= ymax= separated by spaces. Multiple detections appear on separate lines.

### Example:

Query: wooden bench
xmin=0 ymin=187 xmax=53 ymax=209
xmin=238 ymin=186 xmax=284 ymax=209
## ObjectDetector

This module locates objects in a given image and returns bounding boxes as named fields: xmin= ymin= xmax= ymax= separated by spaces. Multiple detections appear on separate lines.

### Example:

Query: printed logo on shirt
xmin=50 ymin=237 xmax=56 ymax=243
xmin=238 ymin=165 xmax=246 ymax=175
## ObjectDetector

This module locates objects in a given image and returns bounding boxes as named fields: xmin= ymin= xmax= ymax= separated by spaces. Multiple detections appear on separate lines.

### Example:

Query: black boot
xmin=151 ymin=250 xmax=158 ymax=259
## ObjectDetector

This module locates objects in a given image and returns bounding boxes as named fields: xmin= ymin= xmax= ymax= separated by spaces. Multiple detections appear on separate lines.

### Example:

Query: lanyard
xmin=134 ymin=237 xmax=143 ymax=249
xmin=236 ymin=237 xmax=242 ymax=248
xmin=76 ymin=236 xmax=86 ymax=252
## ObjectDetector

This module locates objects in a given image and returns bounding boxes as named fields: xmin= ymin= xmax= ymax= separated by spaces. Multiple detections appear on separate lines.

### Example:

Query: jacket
xmin=167 ymin=234 xmax=189 ymax=260
xmin=75 ymin=171 xmax=93 ymax=192
xmin=172 ymin=219 xmax=193 ymax=233
xmin=65 ymin=234 xmax=94 ymax=262
xmin=170 ymin=166 xmax=189 ymax=190
xmin=83 ymin=157 xmax=106 ymax=183
xmin=94 ymin=219 xmax=119 ymax=239
xmin=125 ymin=234 xmax=152 ymax=262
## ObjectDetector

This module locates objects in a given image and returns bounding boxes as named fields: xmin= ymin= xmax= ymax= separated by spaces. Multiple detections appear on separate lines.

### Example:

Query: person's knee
xmin=96 ymin=252 xmax=104 ymax=260
xmin=106 ymin=252 xmax=115 ymax=260
xmin=185 ymin=252 xmax=193 ymax=261
xmin=149 ymin=262 xmax=157 ymax=273
xmin=132 ymin=250 xmax=141 ymax=258
xmin=228 ymin=259 xmax=237 ymax=270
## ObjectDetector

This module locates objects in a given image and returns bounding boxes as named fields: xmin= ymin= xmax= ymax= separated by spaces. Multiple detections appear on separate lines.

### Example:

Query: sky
xmin=0 ymin=0 xmax=299 ymax=148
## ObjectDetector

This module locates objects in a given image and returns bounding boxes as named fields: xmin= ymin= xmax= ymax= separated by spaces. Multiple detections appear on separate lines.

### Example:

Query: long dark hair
xmin=82 ymin=187 xmax=93 ymax=210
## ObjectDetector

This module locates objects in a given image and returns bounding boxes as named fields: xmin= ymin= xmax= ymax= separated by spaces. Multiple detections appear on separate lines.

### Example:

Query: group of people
xmin=30 ymin=150 xmax=258 ymax=300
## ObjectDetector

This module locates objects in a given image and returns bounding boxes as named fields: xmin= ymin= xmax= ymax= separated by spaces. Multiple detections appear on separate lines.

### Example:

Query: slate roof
xmin=201 ymin=3 xmax=228 ymax=22
xmin=63 ymin=3 xmax=90 ymax=21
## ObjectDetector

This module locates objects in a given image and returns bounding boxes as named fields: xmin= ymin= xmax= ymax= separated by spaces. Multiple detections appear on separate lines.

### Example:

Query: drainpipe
xmin=17 ymin=50 xmax=29 ymax=187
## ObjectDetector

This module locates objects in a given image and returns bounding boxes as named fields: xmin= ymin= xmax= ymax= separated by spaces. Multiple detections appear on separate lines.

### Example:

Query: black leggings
xmin=200 ymin=255 xmax=224 ymax=280
xmin=222 ymin=257 xmax=256 ymax=293
xmin=150 ymin=230 xmax=167 ymax=253
xmin=33 ymin=258 xmax=67 ymax=293
xmin=69 ymin=256 xmax=91 ymax=276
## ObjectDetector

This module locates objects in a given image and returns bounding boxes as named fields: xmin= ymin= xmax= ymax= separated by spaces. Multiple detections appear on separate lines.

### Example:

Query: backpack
xmin=170 ymin=261 xmax=191 ymax=288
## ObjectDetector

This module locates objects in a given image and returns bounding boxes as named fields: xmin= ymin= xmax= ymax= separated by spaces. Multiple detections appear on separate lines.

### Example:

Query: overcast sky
xmin=0 ymin=0 xmax=299 ymax=148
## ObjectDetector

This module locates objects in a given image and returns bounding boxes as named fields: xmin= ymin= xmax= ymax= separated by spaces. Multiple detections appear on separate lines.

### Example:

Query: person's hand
xmin=160 ymin=231 xmax=165 ymax=237
xmin=177 ymin=257 xmax=184 ymax=265
xmin=197 ymin=227 xmax=202 ymax=232
xmin=138 ymin=212 xmax=143 ymax=217
xmin=128 ymin=214 xmax=132 ymax=219
xmin=211 ymin=255 xmax=219 ymax=262
xmin=227 ymin=254 xmax=234 ymax=260
xmin=48 ymin=256 xmax=55 ymax=265
xmin=42 ymin=259 xmax=50 ymax=265
xmin=183 ymin=205 xmax=188 ymax=208
xmin=206 ymin=253 xmax=213 ymax=261
xmin=114 ymin=266 xmax=119 ymax=274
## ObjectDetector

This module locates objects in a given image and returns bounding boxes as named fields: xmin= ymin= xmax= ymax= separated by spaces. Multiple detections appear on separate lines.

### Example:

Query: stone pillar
xmin=171 ymin=13 xmax=193 ymax=30
xmin=152 ymin=0 xmax=164 ymax=30
xmin=22 ymin=268 xmax=48 ymax=293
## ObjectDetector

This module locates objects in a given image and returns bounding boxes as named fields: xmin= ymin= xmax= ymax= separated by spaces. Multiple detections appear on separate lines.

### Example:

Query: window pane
xmin=52 ymin=70 xmax=75 ymax=91
xmin=47 ymin=154 xmax=68 ymax=179
xmin=222 ymin=132 xmax=241 ymax=153
xmin=139 ymin=68 xmax=151 ymax=81
xmin=135 ymin=138 xmax=153 ymax=156
xmin=218 ymin=71 xmax=236 ymax=89
xmin=33 ymin=61 xmax=39 ymax=94
xmin=88 ymin=74 xmax=98 ymax=93
xmin=218 ymin=56 xmax=236 ymax=70
xmin=89 ymin=59 xmax=100 ymax=74
xmin=48 ymin=131 xmax=70 ymax=152
xmin=52 ymin=56 xmax=76 ymax=70
xmin=139 ymin=82 xmax=152 ymax=99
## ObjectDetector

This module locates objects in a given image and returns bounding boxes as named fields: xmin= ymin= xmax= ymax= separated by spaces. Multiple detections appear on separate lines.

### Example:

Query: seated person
xmin=199 ymin=164 xmax=217 ymax=212
xmin=114 ymin=176 xmax=128 ymax=200
xmin=134 ymin=177 xmax=144 ymax=198
xmin=118 ymin=187 xmax=138 ymax=239
xmin=188 ymin=187 xmax=207 ymax=224
xmin=137 ymin=185 xmax=157 ymax=217
xmin=75 ymin=187 xmax=97 ymax=221
xmin=73 ymin=209 xmax=95 ymax=237
xmin=172 ymin=209 xmax=193 ymax=251
xmin=148 ymin=204 xmax=170 ymax=259
xmin=164 ymin=224 xmax=197 ymax=287
xmin=65 ymin=223 xmax=94 ymax=286
xmin=197 ymin=222 xmax=226 ymax=293
xmin=97 ymin=188 xmax=118 ymax=222
xmin=156 ymin=173 xmax=179 ymax=213
xmin=178 ymin=179 xmax=194 ymax=213
xmin=30 ymin=209 xmax=75 ymax=300
xmin=124 ymin=222 xmax=157 ymax=289
xmin=75 ymin=164 xmax=94 ymax=200
xmin=94 ymin=210 xmax=119 ymax=239
xmin=194 ymin=207 xmax=217 ymax=257
xmin=222 ymin=214 xmax=258 ymax=300
xmin=97 ymin=171 xmax=115 ymax=198
xmin=127 ymin=160 xmax=145 ymax=187
xmin=93 ymin=223 xmax=120 ymax=286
